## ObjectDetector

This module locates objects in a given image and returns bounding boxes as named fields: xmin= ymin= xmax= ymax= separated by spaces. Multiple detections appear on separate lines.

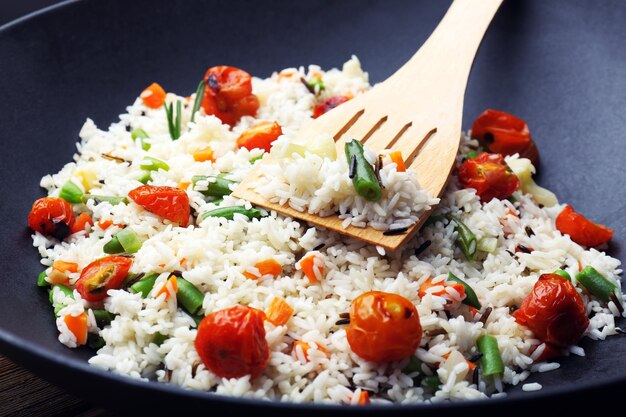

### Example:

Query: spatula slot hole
xmin=405 ymin=127 xmax=437 ymax=165
xmin=333 ymin=109 xmax=365 ymax=141
xmin=385 ymin=121 xmax=413 ymax=150
xmin=360 ymin=116 xmax=388 ymax=144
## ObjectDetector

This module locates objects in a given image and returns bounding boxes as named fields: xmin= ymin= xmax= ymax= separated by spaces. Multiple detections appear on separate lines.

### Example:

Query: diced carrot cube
xmin=141 ymin=82 xmax=166 ymax=109
xmin=298 ymin=253 xmax=324 ymax=283
xmin=64 ymin=312 xmax=88 ymax=345
xmin=266 ymin=296 xmax=294 ymax=326
xmin=71 ymin=213 xmax=93 ymax=234
xmin=244 ymin=258 xmax=283 ymax=280
xmin=156 ymin=275 xmax=178 ymax=300
xmin=53 ymin=260 xmax=79 ymax=273
xmin=292 ymin=340 xmax=329 ymax=362
xmin=98 ymin=218 xmax=113 ymax=229
xmin=193 ymin=147 xmax=216 ymax=163
xmin=388 ymin=150 xmax=406 ymax=172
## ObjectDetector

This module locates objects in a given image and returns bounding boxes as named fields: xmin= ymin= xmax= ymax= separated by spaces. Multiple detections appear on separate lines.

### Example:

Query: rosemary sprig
xmin=164 ymin=100 xmax=182 ymax=140
xmin=190 ymin=80 xmax=206 ymax=123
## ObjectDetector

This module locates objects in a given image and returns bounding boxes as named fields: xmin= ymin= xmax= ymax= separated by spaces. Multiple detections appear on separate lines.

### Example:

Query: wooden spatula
xmin=233 ymin=0 xmax=502 ymax=251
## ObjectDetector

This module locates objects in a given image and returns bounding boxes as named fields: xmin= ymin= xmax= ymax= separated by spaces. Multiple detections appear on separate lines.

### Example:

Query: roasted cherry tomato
xmin=201 ymin=66 xmax=259 ymax=125
xmin=555 ymin=205 xmax=613 ymax=247
xmin=28 ymin=197 xmax=76 ymax=240
xmin=75 ymin=255 xmax=133 ymax=302
xmin=236 ymin=121 xmax=283 ymax=153
xmin=312 ymin=95 xmax=350 ymax=119
xmin=346 ymin=291 xmax=422 ymax=362
xmin=458 ymin=153 xmax=519 ymax=202
xmin=195 ymin=305 xmax=269 ymax=379
xmin=513 ymin=273 xmax=589 ymax=348
xmin=471 ymin=109 xmax=539 ymax=166
xmin=128 ymin=185 xmax=190 ymax=227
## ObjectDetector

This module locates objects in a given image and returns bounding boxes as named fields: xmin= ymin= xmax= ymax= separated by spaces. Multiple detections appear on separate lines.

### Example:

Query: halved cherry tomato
xmin=28 ymin=197 xmax=76 ymax=240
xmin=140 ymin=82 xmax=166 ymax=109
xmin=312 ymin=95 xmax=350 ymax=119
xmin=458 ymin=153 xmax=519 ymax=202
xmin=513 ymin=273 xmax=589 ymax=347
xmin=195 ymin=305 xmax=269 ymax=379
xmin=346 ymin=291 xmax=422 ymax=362
xmin=75 ymin=255 xmax=133 ymax=302
xmin=236 ymin=121 xmax=282 ymax=153
xmin=201 ymin=66 xmax=259 ymax=125
xmin=128 ymin=185 xmax=190 ymax=227
xmin=555 ymin=205 xmax=613 ymax=247
xmin=471 ymin=109 xmax=539 ymax=166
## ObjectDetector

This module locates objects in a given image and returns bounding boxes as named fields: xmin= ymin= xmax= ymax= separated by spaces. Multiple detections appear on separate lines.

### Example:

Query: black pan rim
xmin=0 ymin=0 xmax=624 ymax=412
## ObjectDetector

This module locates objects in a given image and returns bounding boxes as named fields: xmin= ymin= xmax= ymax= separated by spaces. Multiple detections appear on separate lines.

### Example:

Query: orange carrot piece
xmin=98 ymin=218 xmax=113 ymax=229
xmin=71 ymin=213 xmax=94 ymax=234
xmin=441 ymin=352 xmax=477 ymax=371
xmin=244 ymin=259 xmax=283 ymax=280
xmin=156 ymin=275 xmax=178 ymax=300
xmin=266 ymin=297 xmax=294 ymax=326
xmin=177 ymin=181 xmax=191 ymax=190
xmin=140 ymin=82 xmax=166 ymax=109
xmin=355 ymin=390 xmax=370 ymax=405
xmin=418 ymin=277 xmax=465 ymax=300
xmin=388 ymin=151 xmax=406 ymax=172
xmin=292 ymin=340 xmax=329 ymax=362
xmin=53 ymin=260 xmax=79 ymax=274
xmin=298 ymin=253 xmax=323 ymax=283
xmin=193 ymin=147 xmax=216 ymax=163
xmin=64 ymin=312 xmax=88 ymax=345
xmin=577 ymin=260 xmax=583 ymax=272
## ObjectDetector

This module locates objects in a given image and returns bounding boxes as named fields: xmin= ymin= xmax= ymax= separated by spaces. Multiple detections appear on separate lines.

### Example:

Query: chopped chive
xmin=137 ymin=171 xmax=152 ymax=184
xmin=59 ymin=180 xmax=84 ymax=204
xmin=451 ymin=217 xmax=477 ymax=261
xmin=164 ymin=100 xmax=183 ymax=140
xmin=446 ymin=272 xmax=481 ymax=310
xmin=116 ymin=228 xmax=143 ymax=253
xmin=190 ymin=80 xmax=206 ymax=123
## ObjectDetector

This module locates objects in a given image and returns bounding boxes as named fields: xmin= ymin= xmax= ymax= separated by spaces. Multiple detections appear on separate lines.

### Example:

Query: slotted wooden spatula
xmin=233 ymin=0 xmax=502 ymax=250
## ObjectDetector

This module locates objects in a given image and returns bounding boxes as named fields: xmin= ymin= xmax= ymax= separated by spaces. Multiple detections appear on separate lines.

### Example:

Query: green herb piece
xmin=344 ymin=139 xmax=382 ymax=202
xmin=190 ymin=80 xmax=206 ymax=123
xmin=201 ymin=206 xmax=264 ymax=221
xmin=59 ymin=180 xmax=83 ymax=204
xmin=164 ymin=100 xmax=183 ymax=140
xmin=451 ymin=216 xmax=477 ymax=261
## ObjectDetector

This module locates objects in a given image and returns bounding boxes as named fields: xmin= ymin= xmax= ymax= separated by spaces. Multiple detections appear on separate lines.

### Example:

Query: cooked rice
xmin=31 ymin=56 xmax=624 ymax=404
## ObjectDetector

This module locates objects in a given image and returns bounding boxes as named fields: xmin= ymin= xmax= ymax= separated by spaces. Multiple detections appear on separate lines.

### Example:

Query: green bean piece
xmin=466 ymin=150 xmax=478 ymax=159
xmin=307 ymin=77 xmax=325 ymax=94
xmin=424 ymin=214 xmax=448 ymax=227
xmin=554 ymin=269 xmax=572 ymax=281
xmin=421 ymin=376 xmax=441 ymax=393
xmin=451 ymin=217 xmax=477 ymax=261
xmin=192 ymin=175 xmax=237 ymax=197
xmin=137 ymin=171 xmax=152 ymax=184
xmin=176 ymin=277 xmax=204 ymax=315
xmin=129 ymin=273 xmax=159 ymax=298
xmin=116 ymin=228 xmax=142 ymax=253
xmin=59 ymin=180 xmax=84 ymax=204
xmin=103 ymin=235 xmax=124 ymax=254
xmin=575 ymin=266 xmax=617 ymax=302
xmin=87 ymin=333 xmax=106 ymax=349
xmin=403 ymin=356 xmax=422 ymax=374
xmin=249 ymin=154 xmax=264 ymax=164
xmin=201 ymin=206 xmax=264 ymax=221
xmin=477 ymin=335 xmax=504 ymax=376
xmin=37 ymin=270 xmax=49 ymax=287
xmin=49 ymin=284 xmax=74 ymax=317
xmin=82 ymin=195 xmax=128 ymax=205
xmin=152 ymin=332 xmax=168 ymax=346
xmin=140 ymin=156 xmax=170 ymax=172
xmin=91 ymin=309 xmax=114 ymax=328
xmin=446 ymin=272 xmax=481 ymax=309
xmin=211 ymin=198 xmax=223 ymax=206
xmin=190 ymin=80 xmax=206 ymax=123
xmin=344 ymin=139 xmax=382 ymax=202
xmin=190 ymin=314 xmax=204 ymax=327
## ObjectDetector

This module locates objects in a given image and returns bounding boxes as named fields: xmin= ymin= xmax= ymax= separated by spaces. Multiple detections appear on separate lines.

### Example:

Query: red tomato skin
xmin=195 ymin=305 xmax=269 ymax=379
xmin=128 ymin=185 xmax=190 ymax=227
xmin=312 ymin=95 xmax=350 ymax=118
xmin=201 ymin=66 xmax=259 ymax=125
xmin=346 ymin=291 xmax=422 ymax=362
xmin=75 ymin=256 xmax=133 ymax=302
xmin=555 ymin=205 xmax=613 ymax=247
xmin=28 ymin=197 xmax=76 ymax=240
xmin=513 ymin=274 xmax=589 ymax=348
xmin=458 ymin=153 xmax=520 ymax=202
xmin=471 ymin=109 xmax=539 ymax=166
